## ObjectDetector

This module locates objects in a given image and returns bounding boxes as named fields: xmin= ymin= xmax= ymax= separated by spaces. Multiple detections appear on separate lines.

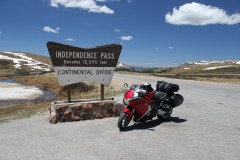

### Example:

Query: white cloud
xmin=114 ymin=29 xmax=120 ymax=32
xmin=165 ymin=2 xmax=240 ymax=25
xmin=43 ymin=26 xmax=60 ymax=33
xmin=50 ymin=0 xmax=114 ymax=14
xmin=0 ymin=32 xmax=2 ymax=35
xmin=66 ymin=38 xmax=75 ymax=41
xmin=128 ymin=0 xmax=133 ymax=3
xmin=169 ymin=46 xmax=173 ymax=49
xmin=120 ymin=36 xmax=133 ymax=41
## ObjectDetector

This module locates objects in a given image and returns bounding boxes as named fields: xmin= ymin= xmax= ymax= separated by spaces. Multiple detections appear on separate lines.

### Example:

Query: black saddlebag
xmin=156 ymin=81 xmax=179 ymax=94
xmin=168 ymin=94 xmax=184 ymax=107
xmin=153 ymin=91 xmax=167 ymax=102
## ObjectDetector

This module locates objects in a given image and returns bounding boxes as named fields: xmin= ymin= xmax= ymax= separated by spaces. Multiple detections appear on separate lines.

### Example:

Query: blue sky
xmin=0 ymin=0 xmax=240 ymax=67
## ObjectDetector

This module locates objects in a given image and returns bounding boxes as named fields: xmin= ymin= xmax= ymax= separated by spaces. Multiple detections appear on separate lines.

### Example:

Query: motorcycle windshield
xmin=129 ymin=84 xmax=141 ymax=90
xmin=129 ymin=84 xmax=142 ymax=99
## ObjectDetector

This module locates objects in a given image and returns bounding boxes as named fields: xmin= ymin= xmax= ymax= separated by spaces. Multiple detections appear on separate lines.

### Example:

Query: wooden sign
xmin=47 ymin=41 xmax=122 ymax=86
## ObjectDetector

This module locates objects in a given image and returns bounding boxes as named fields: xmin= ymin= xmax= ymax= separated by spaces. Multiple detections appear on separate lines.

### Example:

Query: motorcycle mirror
xmin=124 ymin=83 xmax=129 ymax=88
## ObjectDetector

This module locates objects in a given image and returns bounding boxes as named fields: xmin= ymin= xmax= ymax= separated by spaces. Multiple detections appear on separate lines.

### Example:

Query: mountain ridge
xmin=1 ymin=51 xmax=239 ymax=75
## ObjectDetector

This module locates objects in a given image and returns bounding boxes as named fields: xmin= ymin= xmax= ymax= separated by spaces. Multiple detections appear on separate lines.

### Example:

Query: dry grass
xmin=0 ymin=73 xmax=126 ymax=123
xmin=115 ymin=71 xmax=240 ymax=84
xmin=13 ymin=73 xmax=125 ymax=100
xmin=152 ymin=73 xmax=240 ymax=84
xmin=25 ymin=53 xmax=52 ymax=65
xmin=15 ymin=73 xmax=60 ymax=93
xmin=0 ymin=60 xmax=17 ymax=76
xmin=0 ymin=101 xmax=50 ymax=123
xmin=2 ymin=71 xmax=239 ymax=123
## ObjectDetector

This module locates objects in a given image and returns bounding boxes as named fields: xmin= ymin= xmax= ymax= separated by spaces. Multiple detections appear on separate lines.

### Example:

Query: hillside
xmin=0 ymin=51 xmax=53 ymax=76
xmin=166 ymin=60 xmax=240 ymax=74
xmin=115 ymin=60 xmax=240 ymax=75
xmin=1 ymin=51 xmax=239 ymax=76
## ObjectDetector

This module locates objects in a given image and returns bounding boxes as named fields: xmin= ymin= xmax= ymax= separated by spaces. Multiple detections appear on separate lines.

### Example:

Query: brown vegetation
xmin=1 ymin=70 xmax=239 ymax=123
xmin=0 ymin=73 xmax=126 ymax=123
xmin=151 ymin=73 xmax=240 ymax=84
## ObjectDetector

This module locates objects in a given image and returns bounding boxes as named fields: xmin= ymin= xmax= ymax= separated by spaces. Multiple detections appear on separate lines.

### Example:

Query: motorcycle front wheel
xmin=118 ymin=112 xmax=131 ymax=130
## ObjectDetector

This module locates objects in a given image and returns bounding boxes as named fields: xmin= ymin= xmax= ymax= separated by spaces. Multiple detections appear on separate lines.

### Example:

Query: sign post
xmin=47 ymin=41 xmax=122 ymax=101
xmin=67 ymin=85 xmax=71 ymax=103
xmin=101 ymin=84 xmax=104 ymax=100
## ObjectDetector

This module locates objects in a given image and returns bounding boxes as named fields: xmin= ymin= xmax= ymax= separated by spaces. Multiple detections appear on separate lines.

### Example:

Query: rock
xmin=48 ymin=100 xmax=124 ymax=124
xmin=49 ymin=114 xmax=57 ymax=124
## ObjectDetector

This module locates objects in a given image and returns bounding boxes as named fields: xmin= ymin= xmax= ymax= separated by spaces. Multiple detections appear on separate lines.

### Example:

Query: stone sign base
xmin=49 ymin=98 xmax=124 ymax=124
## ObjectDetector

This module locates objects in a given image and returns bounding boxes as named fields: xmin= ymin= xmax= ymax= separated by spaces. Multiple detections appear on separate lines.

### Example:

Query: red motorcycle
xmin=118 ymin=82 xmax=184 ymax=130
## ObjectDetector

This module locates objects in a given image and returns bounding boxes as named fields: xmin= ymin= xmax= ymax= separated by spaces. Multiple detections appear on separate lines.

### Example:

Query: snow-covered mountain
xmin=116 ymin=62 xmax=136 ymax=71
xmin=116 ymin=60 xmax=240 ymax=74
xmin=185 ymin=60 xmax=240 ymax=66
xmin=179 ymin=60 xmax=240 ymax=70
xmin=1 ymin=50 xmax=239 ymax=75
xmin=116 ymin=62 xmax=171 ymax=72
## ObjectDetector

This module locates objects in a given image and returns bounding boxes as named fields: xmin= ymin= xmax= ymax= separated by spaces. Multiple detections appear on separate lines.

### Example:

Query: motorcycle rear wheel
xmin=158 ymin=104 xmax=173 ymax=120
xmin=118 ymin=113 xmax=131 ymax=130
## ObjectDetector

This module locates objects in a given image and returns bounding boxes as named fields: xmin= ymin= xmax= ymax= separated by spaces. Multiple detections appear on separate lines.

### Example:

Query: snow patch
xmin=187 ymin=60 xmax=239 ymax=65
xmin=184 ymin=68 xmax=191 ymax=70
xmin=203 ymin=65 xmax=233 ymax=70
xmin=0 ymin=81 xmax=43 ymax=100
xmin=0 ymin=52 xmax=52 ymax=71
xmin=117 ymin=62 xmax=124 ymax=67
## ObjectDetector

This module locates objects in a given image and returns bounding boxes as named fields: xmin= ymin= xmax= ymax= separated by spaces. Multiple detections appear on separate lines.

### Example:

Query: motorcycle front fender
xmin=123 ymin=106 xmax=134 ymax=121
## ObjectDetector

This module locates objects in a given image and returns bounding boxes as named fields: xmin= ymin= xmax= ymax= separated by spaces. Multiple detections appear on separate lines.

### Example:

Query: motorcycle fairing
xmin=135 ymin=104 xmax=152 ymax=121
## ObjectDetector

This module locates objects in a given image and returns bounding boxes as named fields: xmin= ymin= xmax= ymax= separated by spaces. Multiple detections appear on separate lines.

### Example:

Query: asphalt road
xmin=0 ymin=74 xmax=240 ymax=160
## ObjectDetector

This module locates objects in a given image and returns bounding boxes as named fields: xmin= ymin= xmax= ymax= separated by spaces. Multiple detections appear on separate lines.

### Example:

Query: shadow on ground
xmin=121 ymin=116 xmax=187 ymax=132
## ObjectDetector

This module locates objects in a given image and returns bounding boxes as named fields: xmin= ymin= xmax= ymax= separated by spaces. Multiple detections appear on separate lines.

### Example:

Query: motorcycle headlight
xmin=123 ymin=98 xmax=131 ymax=105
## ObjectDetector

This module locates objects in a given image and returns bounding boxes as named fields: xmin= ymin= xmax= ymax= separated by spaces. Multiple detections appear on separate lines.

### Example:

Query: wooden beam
xmin=67 ymin=85 xmax=71 ymax=103
xmin=101 ymin=84 xmax=104 ymax=100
